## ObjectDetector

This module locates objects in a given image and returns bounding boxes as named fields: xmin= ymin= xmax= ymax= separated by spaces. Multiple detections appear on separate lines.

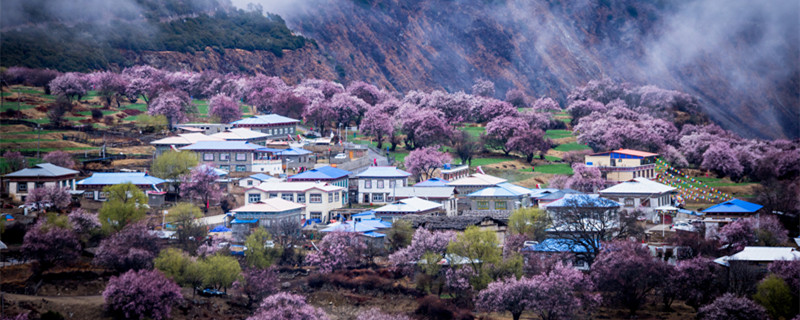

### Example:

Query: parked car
xmin=523 ymin=240 xmax=539 ymax=247
xmin=197 ymin=288 xmax=227 ymax=297
xmin=334 ymin=153 xmax=347 ymax=159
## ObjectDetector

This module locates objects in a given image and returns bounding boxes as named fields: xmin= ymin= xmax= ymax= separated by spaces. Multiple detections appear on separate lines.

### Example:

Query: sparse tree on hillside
xmin=591 ymin=240 xmax=668 ymax=316
xmin=399 ymin=106 xmax=453 ymax=150
xmin=208 ymin=94 xmax=242 ymax=123
xmin=506 ymin=128 xmax=550 ymax=163
xmin=103 ymin=269 xmax=183 ymax=320
xmin=68 ymin=208 xmax=101 ymax=241
xmin=329 ymin=92 xmax=370 ymax=127
xmin=240 ymin=267 xmax=279 ymax=307
xmin=148 ymin=90 xmax=191 ymax=129
xmin=123 ymin=65 xmax=166 ymax=105
xmin=2 ymin=151 xmax=25 ymax=173
xmin=94 ymin=223 xmax=160 ymax=272
xmin=22 ymin=220 xmax=81 ymax=271
xmin=360 ymin=108 xmax=394 ymax=149
xmin=451 ymin=130 xmax=481 ymax=167
xmin=484 ymin=116 xmax=528 ymax=155
xmin=471 ymin=79 xmax=495 ymax=98
xmin=49 ymin=72 xmax=88 ymax=102
xmin=180 ymin=165 xmax=222 ymax=212
xmin=42 ymin=150 xmax=75 ymax=169
xmin=404 ymin=146 xmax=452 ymax=182
xmin=303 ymin=98 xmax=336 ymax=135
xmin=90 ymin=71 xmax=128 ymax=107
xmin=505 ymin=89 xmax=528 ymax=108
xmin=167 ymin=203 xmax=206 ymax=252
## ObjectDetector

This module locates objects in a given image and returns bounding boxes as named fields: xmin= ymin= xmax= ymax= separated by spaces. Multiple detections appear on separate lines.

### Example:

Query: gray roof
xmin=4 ymin=163 xmax=78 ymax=178
xmin=179 ymin=140 xmax=262 ymax=151
xmin=231 ymin=114 xmax=300 ymax=125
xmin=356 ymin=166 xmax=411 ymax=178
xmin=77 ymin=172 xmax=166 ymax=187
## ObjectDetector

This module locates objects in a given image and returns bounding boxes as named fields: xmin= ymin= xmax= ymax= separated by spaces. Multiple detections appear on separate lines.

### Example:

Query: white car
xmin=523 ymin=240 xmax=539 ymax=247
xmin=334 ymin=153 xmax=347 ymax=159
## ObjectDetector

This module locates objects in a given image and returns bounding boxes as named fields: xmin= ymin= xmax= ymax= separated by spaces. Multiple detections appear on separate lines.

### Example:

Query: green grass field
xmin=119 ymin=103 xmax=147 ymax=112
xmin=459 ymin=126 xmax=485 ymax=138
xmin=1 ymin=103 xmax=37 ymax=112
xmin=456 ymin=157 xmax=510 ymax=167
xmin=544 ymin=155 xmax=562 ymax=162
xmin=76 ymin=110 xmax=116 ymax=116
xmin=545 ymin=129 xmax=573 ymax=139
xmin=0 ymin=138 xmax=58 ymax=143
xmin=695 ymin=177 xmax=755 ymax=187
xmin=532 ymin=163 xmax=573 ymax=175
xmin=193 ymin=99 xmax=209 ymax=116
xmin=554 ymin=142 xmax=591 ymax=152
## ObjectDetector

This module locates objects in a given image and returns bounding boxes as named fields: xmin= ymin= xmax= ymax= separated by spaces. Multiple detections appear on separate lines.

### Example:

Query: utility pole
xmin=36 ymin=125 xmax=42 ymax=159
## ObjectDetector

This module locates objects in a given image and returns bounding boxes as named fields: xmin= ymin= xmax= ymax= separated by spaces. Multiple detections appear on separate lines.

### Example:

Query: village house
xmin=373 ymin=197 xmax=444 ymax=221
xmin=388 ymin=186 xmax=457 ymax=216
xmin=209 ymin=128 xmax=270 ymax=145
xmin=440 ymin=164 xmax=469 ymax=181
xmin=179 ymin=141 xmax=282 ymax=174
xmin=274 ymin=148 xmax=314 ymax=174
xmin=543 ymin=194 xmax=622 ymax=240
xmin=446 ymin=173 xmax=507 ymax=196
xmin=176 ymin=123 xmax=233 ymax=135
xmin=288 ymin=166 xmax=351 ymax=203
xmin=321 ymin=211 xmax=392 ymax=245
xmin=584 ymin=148 xmax=658 ymax=182
xmin=521 ymin=238 xmax=596 ymax=270
xmin=3 ymin=163 xmax=80 ymax=202
xmin=244 ymin=181 xmax=345 ymax=222
xmin=530 ymin=188 xmax=583 ymax=207
xmin=230 ymin=114 xmax=300 ymax=140
xmin=402 ymin=214 xmax=509 ymax=244
xmin=229 ymin=198 xmax=305 ymax=241
xmin=356 ymin=166 xmax=411 ymax=204
xmin=466 ymin=182 xmax=533 ymax=212
xmin=149 ymin=133 xmax=224 ymax=157
xmin=76 ymin=172 xmax=167 ymax=205
xmin=598 ymin=177 xmax=677 ymax=222
xmin=238 ymin=173 xmax=281 ymax=188
xmin=702 ymin=198 xmax=763 ymax=219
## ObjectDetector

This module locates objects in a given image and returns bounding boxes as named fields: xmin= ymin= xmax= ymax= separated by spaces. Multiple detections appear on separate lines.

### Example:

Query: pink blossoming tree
xmin=148 ymin=90 xmax=191 ymax=129
xmin=247 ymin=292 xmax=329 ymax=320
xmin=94 ymin=223 xmax=160 ymax=272
xmin=697 ymin=293 xmax=768 ymax=320
xmin=180 ymin=165 xmax=222 ymax=211
xmin=22 ymin=220 xmax=81 ymax=270
xmin=306 ymin=232 xmax=366 ymax=273
xmin=25 ymin=185 xmax=71 ymax=212
xmin=103 ymin=269 xmax=183 ymax=320
xmin=591 ymin=240 xmax=668 ymax=316
xmin=208 ymin=94 xmax=242 ymax=123
xmin=404 ymin=146 xmax=452 ymax=181
xmin=42 ymin=150 xmax=76 ymax=169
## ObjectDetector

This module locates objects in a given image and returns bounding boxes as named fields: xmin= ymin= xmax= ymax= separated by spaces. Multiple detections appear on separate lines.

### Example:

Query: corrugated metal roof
xmin=321 ymin=219 xmax=390 ymax=233
xmin=721 ymin=246 xmax=800 ymax=263
xmin=180 ymin=140 xmax=262 ymax=151
xmin=544 ymin=194 xmax=621 ymax=209
xmin=150 ymin=133 xmax=223 ymax=145
xmin=210 ymin=128 xmax=269 ymax=140
xmin=414 ymin=178 xmax=450 ymax=187
xmin=77 ymin=172 xmax=166 ymax=186
xmin=231 ymin=198 xmax=305 ymax=213
xmin=591 ymin=148 xmax=659 ymax=158
xmin=374 ymin=197 xmax=442 ymax=213
xmin=275 ymin=148 xmax=312 ymax=156
xmin=521 ymin=238 xmax=598 ymax=253
xmin=390 ymin=186 xmax=455 ymax=199
xmin=231 ymin=114 xmax=300 ymax=125
xmin=4 ymin=163 xmax=79 ymax=177
xmin=289 ymin=166 xmax=351 ymax=181
xmin=467 ymin=182 xmax=532 ymax=197
xmin=356 ymin=166 xmax=411 ymax=178
xmin=599 ymin=177 xmax=676 ymax=194
xmin=249 ymin=173 xmax=278 ymax=181
xmin=447 ymin=173 xmax=507 ymax=186
xmin=251 ymin=181 xmax=344 ymax=193
xmin=702 ymin=199 xmax=763 ymax=213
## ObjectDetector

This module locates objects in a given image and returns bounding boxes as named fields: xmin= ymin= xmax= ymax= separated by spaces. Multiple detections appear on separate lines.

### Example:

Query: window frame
xmin=364 ymin=179 xmax=372 ymax=189
xmin=494 ymin=201 xmax=507 ymax=210
xmin=219 ymin=153 xmax=230 ymax=161
xmin=372 ymin=193 xmax=384 ymax=202
xmin=203 ymin=153 xmax=214 ymax=161
xmin=236 ymin=153 xmax=247 ymax=161
xmin=248 ymin=193 xmax=261 ymax=203
xmin=310 ymin=193 xmax=322 ymax=203
xmin=477 ymin=200 xmax=489 ymax=210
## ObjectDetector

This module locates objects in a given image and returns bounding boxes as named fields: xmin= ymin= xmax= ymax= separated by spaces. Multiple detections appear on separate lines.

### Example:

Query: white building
xmin=374 ymin=197 xmax=444 ymax=221
xmin=388 ymin=186 xmax=457 ymax=216
xmin=244 ymin=181 xmax=345 ymax=222
xmin=238 ymin=173 xmax=281 ymax=188
xmin=598 ymin=177 xmax=677 ymax=222
xmin=3 ymin=163 xmax=79 ymax=202
xmin=356 ymin=166 xmax=411 ymax=204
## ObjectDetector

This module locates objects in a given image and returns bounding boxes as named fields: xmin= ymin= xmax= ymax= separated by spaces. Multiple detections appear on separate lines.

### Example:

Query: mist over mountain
xmin=1 ymin=0 xmax=797 ymax=139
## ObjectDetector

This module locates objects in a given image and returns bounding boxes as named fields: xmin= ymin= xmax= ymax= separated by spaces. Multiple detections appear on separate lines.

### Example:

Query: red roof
xmin=591 ymin=149 xmax=658 ymax=157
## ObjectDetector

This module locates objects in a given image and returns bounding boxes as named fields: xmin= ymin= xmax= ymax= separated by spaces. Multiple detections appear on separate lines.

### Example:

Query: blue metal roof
xmin=77 ymin=172 xmax=166 ymax=187
xmin=256 ymin=147 xmax=285 ymax=153
xmin=289 ymin=166 xmax=351 ymax=181
xmin=231 ymin=219 xmax=258 ymax=224
xmin=321 ymin=219 xmax=392 ymax=233
xmin=275 ymin=148 xmax=312 ymax=156
xmin=209 ymin=226 xmax=231 ymax=232
xmin=249 ymin=173 xmax=275 ymax=181
xmin=414 ymin=178 xmax=450 ymax=187
xmin=702 ymin=199 xmax=763 ymax=214
xmin=522 ymin=238 xmax=598 ymax=253
xmin=362 ymin=231 xmax=386 ymax=238
xmin=180 ymin=140 xmax=262 ymax=151
xmin=468 ymin=182 xmax=532 ymax=197
xmin=545 ymin=194 xmax=621 ymax=208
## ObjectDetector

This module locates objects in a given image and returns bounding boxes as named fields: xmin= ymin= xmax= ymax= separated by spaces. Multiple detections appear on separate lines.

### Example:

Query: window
xmin=220 ymin=165 xmax=230 ymax=171
xmin=236 ymin=165 xmax=246 ymax=172
xmin=311 ymin=212 xmax=322 ymax=220
xmin=17 ymin=183 xmax=27 ymax=192
xmin=220 ymin=153 xmax=230 ymax=161
xmin=297 ymin=194 xmax=306 ymax=203
xmin=310 ymin=193 xmax=322 ymax=203
xmin=203 ymin=153 xmax=214 ymax=161
xmin=624 ymin=198 xmax=634 ymax=206
xmin=477 ymin=201 xmax=489 ymax=210
xmin=269 ymin=193 xmax=278 ymax=198
xmin=495 ymin=201 xmax=507 ymax=210
xmin=364 ymin=180 xmax=372 ymax=189
xmin=328 ymin=192 xmax=334 ymax=203
xmin=247 ymin=180 xmax=253 ymax=186
xmin=389 ymin=180 xmax=395 ymax=188
xmin=236 ymin=153 xmax=247 ymax=161
xmin=99 ymin=192 xmax=108 ymax=200
xmin=335 ymin=192 xmax=340 ymax=202
xmin=372 ymin=193 xmax=384 ymax=202
xmin=377 ymin=180 xmax=384 ymax=188
xmin=248 ymin=193 xmax=261 ymax=203
xmin=282 ymin=194 xmax=294 ymax=202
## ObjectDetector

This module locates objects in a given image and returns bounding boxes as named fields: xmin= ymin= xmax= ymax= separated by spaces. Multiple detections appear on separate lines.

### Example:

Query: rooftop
xmin=77 ymin=172 xmax=166 ymax=186
xmin=289 ymin=166 xmax=352 ymax=181
xmin=179 ymin=140 xmax=262 ymax=151
xmin=703 ymin=199 xmax=763 ymax=214
xmin=521 ymin=238 xmax=598 ymax=253
xmin=468 ymin=182 xmax=532 ymax=197
xmin=231 ymin=114 xmax=300 ymax=125
xmin=389 ymin=186 xmax=456 ymax=199
xmin=543 ymin=194 xmax=622 ymax=209
xmin=275 ymin=148 xmax=312 ymax=156
xmin=714 ymin=247 xmax=800 ymax=266
xmin=150 ymin=133 xmax=223 ymax=145
xmin=321 ymin=219 xmax=391 ymax=233
xmin=356 ymin=166 xmax=411 ymax=178
xmin=374 ymin=197 xmax=442 ymax=214
xmin=4 ymin=163 xmax=79 ymax=178
xmin=414 ymin=178 xmax=450 ymax=187
xmin=230 ymin=198 xmax=305 ymax=213
xmin=210 ymin=128 xmax=269 ymax=140
xmin=447 ymin=173 xmax=507 ymax=186
xmin=590 ymin=148 xmax=659 ymax=158
xmin=250 ymin=181 xmax=344 ymax=193
xmin=248 ymin=173 xmax=280 ymax=182
xmin=599 ymin=177 xmax=676 ymax=194
xmin=402 ymin=214 xmax=507 ymax=231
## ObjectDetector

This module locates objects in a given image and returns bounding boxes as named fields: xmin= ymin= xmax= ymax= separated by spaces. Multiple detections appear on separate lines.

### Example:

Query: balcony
xmin=594 ymin=163 xmax=655 ymax=172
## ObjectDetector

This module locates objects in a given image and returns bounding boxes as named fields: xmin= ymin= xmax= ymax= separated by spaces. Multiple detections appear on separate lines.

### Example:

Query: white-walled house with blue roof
xmin=702 ymin=198 xmax=763 ymax=219
xmin=229 ymin=197 xmax=305 ymax=242
xmin=244 ymin=181 xmax=345 ymax=222
xmin=288 ymin=166 xmax=352 ymax=202
xmin=238 ymin=173 xmax=282 ymax=188
xmin=230 ymin=114 xmax=300 ymax=140
xmin=180 ymin=140 xmax=263 ymax=172
xmin=598 ymin=177 xmax=677 ymax=222
xmin=356 ymin=166 xmax=411 ymax=204
xmin=76 ymin=172 xmax=167 ymax=204
xmin=466 ymin=182 xmax=533 ymax=212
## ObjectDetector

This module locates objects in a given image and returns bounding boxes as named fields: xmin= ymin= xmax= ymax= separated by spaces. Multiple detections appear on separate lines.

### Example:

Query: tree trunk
xmin=513 ymin=311 xmax=522 ymax=320
xmin=526 ymin=154 xmax=534 ymax=163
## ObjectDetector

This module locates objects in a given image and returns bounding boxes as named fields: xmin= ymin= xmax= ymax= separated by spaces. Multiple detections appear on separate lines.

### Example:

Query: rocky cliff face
xmin=269 ymin=0 xmax=798 ymax=139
